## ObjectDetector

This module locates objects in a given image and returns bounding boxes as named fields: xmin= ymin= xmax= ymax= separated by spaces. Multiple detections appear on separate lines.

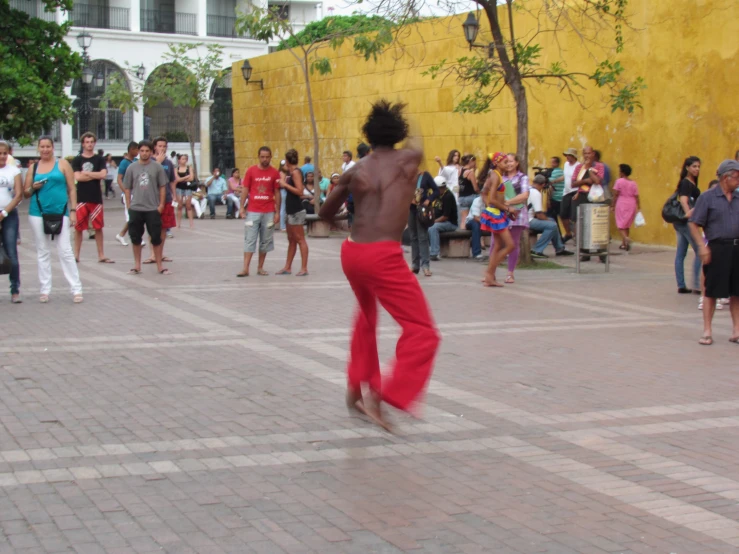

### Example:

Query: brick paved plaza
xmin=2 ymin=204 xmax=739 ymax=554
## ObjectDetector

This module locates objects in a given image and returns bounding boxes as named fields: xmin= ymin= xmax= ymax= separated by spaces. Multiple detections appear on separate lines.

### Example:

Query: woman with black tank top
xmin=275 ymin=149 xmax=309 ymax=276
xmin=174 ymin=154 xmax=195 ymax=228
xmin=457 ymin=154 xmax=479 ymax=222
xmin=674 ymin=156 xmax=702 ymax=294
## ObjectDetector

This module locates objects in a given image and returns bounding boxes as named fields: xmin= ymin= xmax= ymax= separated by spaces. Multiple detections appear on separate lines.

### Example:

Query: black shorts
xmin=704 ymin=241 xmax=739 ymax=299
xmin=128 ymin=210 xmax=162 ymax=246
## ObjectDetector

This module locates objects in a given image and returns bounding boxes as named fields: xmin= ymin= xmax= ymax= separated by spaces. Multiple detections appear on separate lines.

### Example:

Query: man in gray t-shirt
xmin=121 ymin=141 xmax=170 ymax=275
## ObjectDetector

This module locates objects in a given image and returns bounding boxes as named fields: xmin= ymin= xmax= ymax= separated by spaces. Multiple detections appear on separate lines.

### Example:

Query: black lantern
xmin=94 ymin=72 xmax=105 ymax=88
xmin=462 ymin=12 xmax=479 ymax=46
xmin=241 ymin=59 xmax=263 ymax=90
xmin=136 ymin=64 xmax=146 ymax=80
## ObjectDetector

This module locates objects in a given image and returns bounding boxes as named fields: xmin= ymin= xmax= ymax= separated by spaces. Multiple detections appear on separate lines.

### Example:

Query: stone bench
xmin=305 ymin=213 xmax=349 ymax=237
xmin=440 ymin=229 xmax=491 ymax=258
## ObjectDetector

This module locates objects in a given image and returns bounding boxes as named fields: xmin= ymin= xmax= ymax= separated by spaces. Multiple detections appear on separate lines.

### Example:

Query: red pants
xmin=341 ymin=239 xmax=440 ymax=412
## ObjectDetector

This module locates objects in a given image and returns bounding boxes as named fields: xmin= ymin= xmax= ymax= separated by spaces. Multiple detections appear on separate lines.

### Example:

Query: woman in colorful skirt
xmin=481 ymin=152 xmax=518 ymax=287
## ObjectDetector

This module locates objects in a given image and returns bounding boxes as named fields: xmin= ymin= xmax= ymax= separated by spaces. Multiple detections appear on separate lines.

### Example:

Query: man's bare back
xmin=320 ymin=146 xmax=421 ymax=243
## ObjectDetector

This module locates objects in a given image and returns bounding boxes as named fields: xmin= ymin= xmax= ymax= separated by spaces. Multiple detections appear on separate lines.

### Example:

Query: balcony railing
xmin=70 ymin=4 xmax=130 ymax=31
xmin=207 ymin=14 xmax=250 ymax=38
xmin=140 ymin=9 xmax=197 ymax=35
xmin=10 ymin=0 xmax=56 ymax=21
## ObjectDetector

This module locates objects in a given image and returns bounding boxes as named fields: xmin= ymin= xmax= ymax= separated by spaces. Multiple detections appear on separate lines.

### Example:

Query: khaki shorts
xmin=287 ymin=210 xmax=307 ymax=226
xmin=243 ymin=211 xmax=275 ymax=253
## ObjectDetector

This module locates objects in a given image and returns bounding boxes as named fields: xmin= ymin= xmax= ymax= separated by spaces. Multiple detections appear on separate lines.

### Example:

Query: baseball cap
xmin=434 ymin=175 xmax=447 ymax=187
xmin=716 ymin=159 xmax=739 ymax=177
xmin=563 ymin=148 xmax=577 ymax=157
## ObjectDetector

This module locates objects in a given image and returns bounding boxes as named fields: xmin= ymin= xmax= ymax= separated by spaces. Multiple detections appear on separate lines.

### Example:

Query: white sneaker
xmin=141 ymin=239 xmax=147 ymax=247
xmin=721 ymin=298 xmax=730 ymax=305
xmin=717 ymin=301 xmax=724 ymax=311
xmin=698 ymin=296 xmax=703 ymax=310
xmin=115 ymin=234 xmax=128 ymax=246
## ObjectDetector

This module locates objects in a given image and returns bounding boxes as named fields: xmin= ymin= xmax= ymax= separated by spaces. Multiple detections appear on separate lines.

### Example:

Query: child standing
xmin=612 ymin=164 xmax=640 ymax=251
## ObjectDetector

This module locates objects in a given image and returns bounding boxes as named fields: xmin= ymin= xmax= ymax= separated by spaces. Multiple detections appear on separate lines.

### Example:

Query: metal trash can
xmin=576 ymin=204 xmax=610 ymax=273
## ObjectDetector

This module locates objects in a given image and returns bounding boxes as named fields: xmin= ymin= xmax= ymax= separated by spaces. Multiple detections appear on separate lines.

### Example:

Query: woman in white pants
xmin=24 ymin=136 xmax=83 ymax=303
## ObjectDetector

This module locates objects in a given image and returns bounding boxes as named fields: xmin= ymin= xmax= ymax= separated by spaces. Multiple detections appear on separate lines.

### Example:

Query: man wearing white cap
xmin=689 ymin=159 xmax=739 ymax=345
xmin=428 ymin=175 xmax=458 ymax=261
xmin=560 ymin=147 xmax=579 ymax=241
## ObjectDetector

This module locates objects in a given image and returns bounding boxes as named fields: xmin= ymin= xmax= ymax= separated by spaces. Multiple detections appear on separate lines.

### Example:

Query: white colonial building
xmin=13 ymin=0 xmax=322 ymax=175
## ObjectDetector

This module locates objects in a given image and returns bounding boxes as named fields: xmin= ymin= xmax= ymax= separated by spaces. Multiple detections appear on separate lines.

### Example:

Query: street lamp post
xmin=76 ymin=32 xmax=94 ymax=135
xmin=462 ymin=12 xmax=495 ymax=59
xmin=241 ymin=59 xmax=264 ymax=90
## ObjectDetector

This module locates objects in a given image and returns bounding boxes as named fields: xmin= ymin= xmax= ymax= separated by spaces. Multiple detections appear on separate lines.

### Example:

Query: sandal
xmin=236 ymin=272 xmax=249 ymax=278
xmin=698 ymin=335 xmax=713 ymax=346
xmin=11 ymin=294 xmax=22 ymax=304
xmin=296 ymin=270 xmax=309 ymax=277
xmin=98 ymin=258 xmax=115 ymax=264
xmin=39 ymin=295 xmax=49 ymax=303
xmin=142 ymin=259 xmax=155 ymax=264
xmin=505 ymin=275 xmax=515 ymax=284
xmin=161 ymin=257 xmax=173 ymax=262
xmin=128 ymin=268 xmax=141 ymax=275
xmin=275 ymin=269 xmax=291 ymax=275
xmin=423 ymin=268 xmax=432 ymax=277
xmin=159 ymin=269 xmax=172 ymax=275
xmin=729 ymin=337 xmax=739 ymax=344
xmin=73 ymin=295 xmax=84 ymax=304
xmin=257 ymin=269 xmax=269 ymax=276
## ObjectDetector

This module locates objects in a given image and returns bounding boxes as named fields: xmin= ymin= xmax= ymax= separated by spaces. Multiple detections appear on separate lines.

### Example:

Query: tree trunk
xmin=188 ymin=112 xmax=198 ymax=179
xmin=301 ymin=58 xmax=322 ymax=212
xmin=511 ymin=80 xmax=529 ymax=173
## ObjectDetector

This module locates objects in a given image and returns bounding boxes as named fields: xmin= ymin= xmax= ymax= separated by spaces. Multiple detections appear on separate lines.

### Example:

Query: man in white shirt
xmin=341 ymin=151 xmax=356 ymax=173
xmin=464 ymin=195 xmax=485 ymax=259
xmin=560 ymin=147 xmax=579 ymax=241
xmin=529 ymin=175 xmax=574 ymax=258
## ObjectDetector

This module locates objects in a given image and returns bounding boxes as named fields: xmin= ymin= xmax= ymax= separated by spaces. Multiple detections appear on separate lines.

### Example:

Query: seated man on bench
xmin=428 ymin=176 xmax=458 ymax=261
xmin=465 ymin=195 xmax=484 ymax=260
xmin=529 ymin=174 xmax=574 ymax=258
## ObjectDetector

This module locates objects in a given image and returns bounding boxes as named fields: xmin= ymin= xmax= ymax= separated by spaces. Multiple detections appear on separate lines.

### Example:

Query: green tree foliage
xmin=101 ymin=43 xmax=224 ymax=177
xmin=237 ymin=9 xmax=399 ymax=210
xmin=276 ymin=15 xmax=394 ymax=51
xmin=0 ymin=0 xmax=81 ymax=145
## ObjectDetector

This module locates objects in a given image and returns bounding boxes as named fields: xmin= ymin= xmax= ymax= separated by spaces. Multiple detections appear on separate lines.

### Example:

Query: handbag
xmin=31 ymin=162 xmax=66 ymax=240
xmin=634 ymin=211 xmax=646 ymax=227
xmin=661 ymin=192 xmax=686 ymax=223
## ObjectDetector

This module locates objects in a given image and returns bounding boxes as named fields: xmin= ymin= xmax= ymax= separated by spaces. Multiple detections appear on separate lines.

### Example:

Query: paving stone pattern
xmin=1 ymin=206 xmax=738 ymax=553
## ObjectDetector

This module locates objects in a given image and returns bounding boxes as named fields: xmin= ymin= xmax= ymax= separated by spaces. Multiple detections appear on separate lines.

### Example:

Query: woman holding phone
xmin=24 ymin=136 xmax=83 ymax=303
xmin=0 ymin=140 xmax=23 ymax=303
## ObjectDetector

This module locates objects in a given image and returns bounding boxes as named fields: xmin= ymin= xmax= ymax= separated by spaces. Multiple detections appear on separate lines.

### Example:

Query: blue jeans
xmin=408 ymin=210 xmax=430 ymax=270
xmin=465 ymin=219 xmax=482 ymax=257
xmin=428 ymin=220 xmax=458 ymax=257
xmin=207 ymin=194 xmax=223 ymax=216
xmin=280 ymin=188 xmax=287 ymax=230
xmin=0 ymin=209 xmax=20 ymax=295
xmin=674 ymin=222 xmax=701 ymax=290
xmin=530 ymin=217 xmax=564 ymax=253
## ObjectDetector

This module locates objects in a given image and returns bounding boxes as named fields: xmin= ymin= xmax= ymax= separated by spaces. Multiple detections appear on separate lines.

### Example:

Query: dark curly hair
xmin=362 ymin=100 xmax=409 ymax=148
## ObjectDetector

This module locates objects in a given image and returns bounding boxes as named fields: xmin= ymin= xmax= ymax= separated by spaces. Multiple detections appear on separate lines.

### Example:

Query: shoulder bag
xmin=662 ymin=192 xmax=686 ymax=224
xmin=31 ymin=162 xmax=66 ymax=239
xmin=415 ymin=174 xmax=434 ymax=228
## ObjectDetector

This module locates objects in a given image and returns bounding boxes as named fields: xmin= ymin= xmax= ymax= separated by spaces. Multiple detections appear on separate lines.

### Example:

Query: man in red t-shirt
xmin=237 ymin=146 xmax=281 ymax=277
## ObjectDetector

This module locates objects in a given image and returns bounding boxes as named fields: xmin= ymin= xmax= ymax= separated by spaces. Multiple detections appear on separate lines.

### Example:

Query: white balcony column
xmin=198 ymin=100 xmax=214 ymax=178
xmin=132 ymin=101 xmax=146 ymax=142
xmin=130 ymin=0 xmax=141 ymax=32
xmin=197 ymin=0 xmax=207 ymax=37
xmin=60 ymin=121 xmax=74 ymax=160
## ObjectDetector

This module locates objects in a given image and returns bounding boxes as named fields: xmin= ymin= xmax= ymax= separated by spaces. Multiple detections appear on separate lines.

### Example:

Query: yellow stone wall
xmin=233 ymin=0 xmax=738 ymax=245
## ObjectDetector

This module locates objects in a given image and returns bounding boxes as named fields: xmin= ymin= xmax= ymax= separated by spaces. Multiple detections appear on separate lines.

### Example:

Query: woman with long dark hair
xmin=457 ymin=154 xmax=478 ymax=223
xmin=276 ymin=149 xmax=309 ymax=276
xmin=674 ymin=156 xmax=702 ymax=294
xmin=435 ymin=149 xmax=461 ymax=198
xmin=174 ymin=154 xmax=195 ymax=228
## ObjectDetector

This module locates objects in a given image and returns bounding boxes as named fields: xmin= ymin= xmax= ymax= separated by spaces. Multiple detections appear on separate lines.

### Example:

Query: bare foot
xmin=346 ymin=387 xmax=367 ymax=416
xmin=363 ymin=392 xmax=392 ymax=432
xmin=483 ymin=277 xmax=504 ymax=287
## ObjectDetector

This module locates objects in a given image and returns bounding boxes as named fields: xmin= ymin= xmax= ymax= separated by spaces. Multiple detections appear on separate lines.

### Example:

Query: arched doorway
xmin=210 ymin=71 xmax=234 ymax=172
xmin=143 ymin=64 xmax=199 ymax=143
xmin=72 ymin=60 xmax=132 ymax=142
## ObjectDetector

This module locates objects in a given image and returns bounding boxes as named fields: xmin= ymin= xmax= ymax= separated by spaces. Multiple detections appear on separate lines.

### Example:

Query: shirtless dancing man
xmin=319 ymin=100 xmax=441 ymax=429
